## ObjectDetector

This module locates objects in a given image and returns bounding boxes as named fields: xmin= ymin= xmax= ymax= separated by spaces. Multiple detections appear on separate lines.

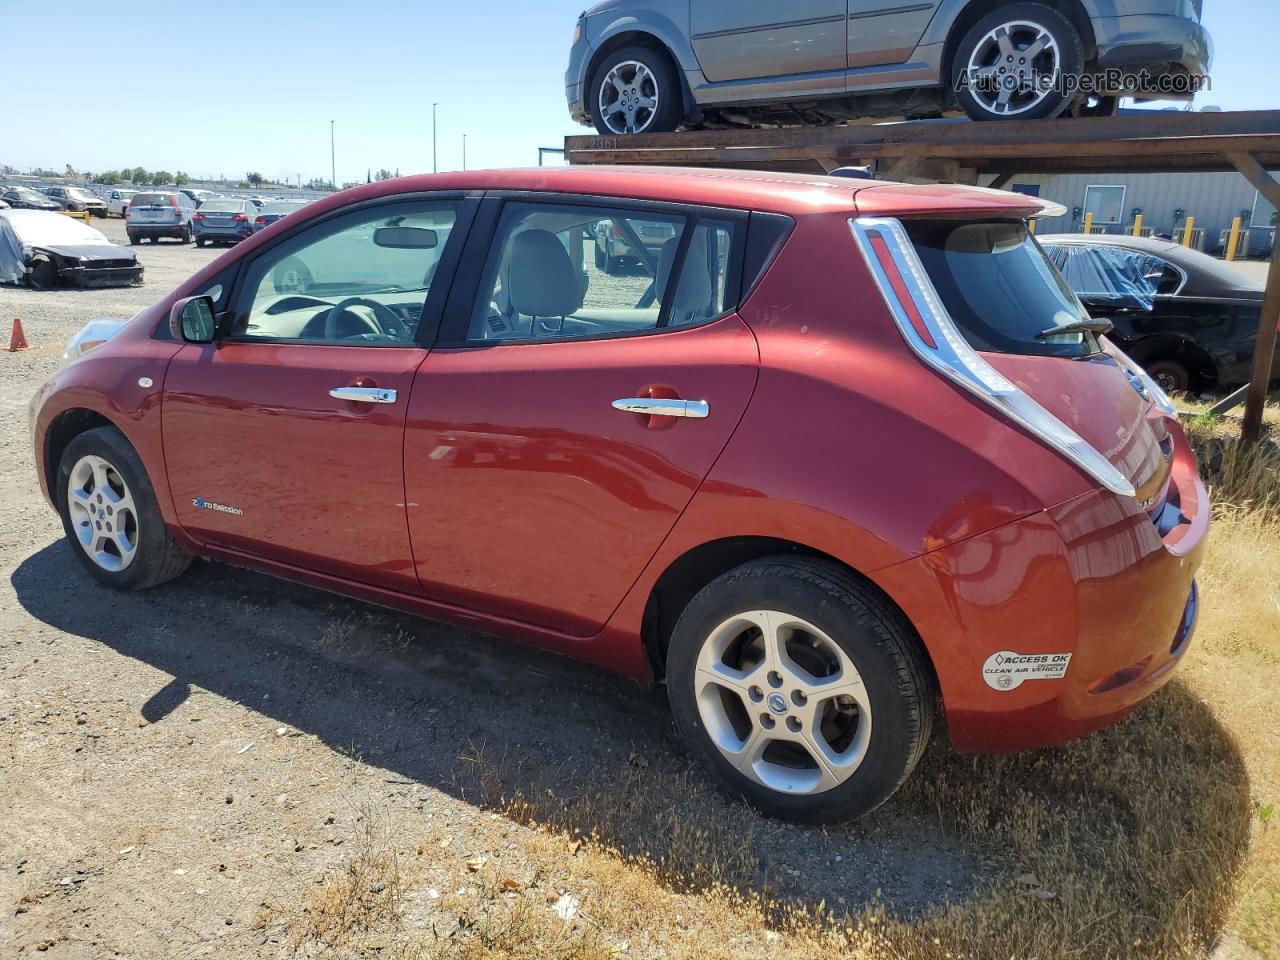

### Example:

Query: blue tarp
xmin=1042 ymin=243 xmax=1161 ymax=311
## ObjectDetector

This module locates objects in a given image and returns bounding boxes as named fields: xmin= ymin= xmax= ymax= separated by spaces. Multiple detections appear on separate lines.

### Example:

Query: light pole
xmin=462 ymin=134 xmax=467 ymax=171
xmin=329 ymin=120 xmax=336 ymax=191
xmin=432 ymin=103 xmax=438 ymax=173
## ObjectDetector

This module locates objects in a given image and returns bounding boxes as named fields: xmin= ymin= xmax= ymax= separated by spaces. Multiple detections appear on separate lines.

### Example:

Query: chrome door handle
xmin=612 ymin=397 xmax=709 ymax=419
xmin=329 ymin=386 xmax=397 ymax=404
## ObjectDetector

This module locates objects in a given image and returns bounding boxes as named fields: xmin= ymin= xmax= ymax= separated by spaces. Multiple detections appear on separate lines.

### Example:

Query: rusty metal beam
xmin=1242 ymin=237 xmax=1280 ymax=445
xmin=1227 ymin=151 xmax=1280 ymax=210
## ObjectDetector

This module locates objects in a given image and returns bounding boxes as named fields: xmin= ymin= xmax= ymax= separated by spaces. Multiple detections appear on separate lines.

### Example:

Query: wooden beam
xmin=1226 ymin=151 xmax=1280 ymax=210
xmin=1242 ymin=238 xmax=1280 ymax=445
xmin=985 ymin=172 xmax=1014 ymax=190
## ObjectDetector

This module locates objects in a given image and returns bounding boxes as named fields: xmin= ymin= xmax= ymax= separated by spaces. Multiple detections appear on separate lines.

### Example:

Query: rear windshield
xmin=261 ymin=201 xmax=305 ymax=215
xmin=131 ymin=193 xmax=173 ymax=206
xmin=200 ymin=200 xmax=243 ymax=212
xmin=906 ymin=220 xmax=1100 ymax=359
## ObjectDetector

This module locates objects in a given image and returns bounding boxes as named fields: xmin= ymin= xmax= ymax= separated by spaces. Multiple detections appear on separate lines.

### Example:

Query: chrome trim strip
xmin=612 ymin=397 xmax=709 ymax=419
xmin=692 ymin=14 xmax=845 ymax=42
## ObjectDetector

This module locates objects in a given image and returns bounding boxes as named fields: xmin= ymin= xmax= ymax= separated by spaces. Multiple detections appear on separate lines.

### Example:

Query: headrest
xmin=508 ymin=229 xmax=582 ymax=317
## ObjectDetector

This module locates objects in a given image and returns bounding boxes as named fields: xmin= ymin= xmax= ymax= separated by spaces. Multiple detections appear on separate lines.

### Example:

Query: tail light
xmin=193 ymin=213 xmax=205 ymax=221
xmin=850 ymin=216 xmax=1135 ymax=498
xmin=232 ymin=213 xmax=248 ymax=222
xmin=254 ymin=216 xmax=266 ymax=225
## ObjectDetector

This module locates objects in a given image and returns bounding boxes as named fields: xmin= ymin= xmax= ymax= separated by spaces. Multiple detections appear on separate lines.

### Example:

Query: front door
xmin=162 ymin=197 xmax=467 ymax=592
xmin=404 ymin=199 xmax=759 ymax=637
xmin=690 ymin=0 xmax=847 ymax=83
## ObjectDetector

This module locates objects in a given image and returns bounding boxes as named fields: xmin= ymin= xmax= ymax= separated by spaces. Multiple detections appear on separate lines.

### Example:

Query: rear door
xmin=690 ymin=0 xmax=847 ymax=82
xmin=847 ymin=1 xmax=939 ymax=68
xmin=162 ymin=195 xmax=472 ymax=591
xmin=404 ymin=197 xmax=759 ymax=636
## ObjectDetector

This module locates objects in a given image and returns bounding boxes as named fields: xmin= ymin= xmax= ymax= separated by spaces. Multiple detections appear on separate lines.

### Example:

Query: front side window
xmin=233 ymin=200 xmax=459 ymax=345
xmin=467 ymin=201 xmax=736 ymax=342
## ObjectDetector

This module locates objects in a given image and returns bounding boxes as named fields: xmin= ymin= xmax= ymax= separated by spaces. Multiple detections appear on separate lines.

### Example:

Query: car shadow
xmin=10 ymin=540 xmax=1252 ymax=946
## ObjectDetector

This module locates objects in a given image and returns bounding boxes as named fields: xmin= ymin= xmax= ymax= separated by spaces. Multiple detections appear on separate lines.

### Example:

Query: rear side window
xmin=905 ymin=220 xmax=1100 ymax=359
xmin=466 ymin=201 xmax=737 ymax=343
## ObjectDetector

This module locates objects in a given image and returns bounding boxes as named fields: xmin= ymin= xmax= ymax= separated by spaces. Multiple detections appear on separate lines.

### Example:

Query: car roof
xmin=286 ymin=167 xmax=1047 ymax=219
xmin=1038 ymin=232 xmax=1264 ymax=297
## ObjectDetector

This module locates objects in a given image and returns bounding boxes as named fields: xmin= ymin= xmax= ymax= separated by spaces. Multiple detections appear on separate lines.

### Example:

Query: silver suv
xmin=565 ymin=1 xmax=1212 ymax=133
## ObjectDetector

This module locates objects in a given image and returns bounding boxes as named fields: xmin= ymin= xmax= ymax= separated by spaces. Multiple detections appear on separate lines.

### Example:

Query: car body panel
xmin=404 ymin=315 xmax=760 ymax=637
xmin=29 ymin=167 xmax=1210 ymax=754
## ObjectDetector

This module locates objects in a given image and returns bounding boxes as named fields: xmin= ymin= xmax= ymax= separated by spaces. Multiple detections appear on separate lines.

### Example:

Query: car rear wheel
xmin=195 ymin=236 xmax=206 ymax=248
xmin=57 ymin=427 xmax=191 ymax=591
xmin=179 ymin=226 xmax=192 ymax=244
xmin=1146 ymin=359 xmax=1191 ymax=394
xmin=27 ymin=255 xmax=59 ymax=290
xmin=952 ymin=3 xmax=1083 ymax=121
xmin=589 ymin=45 xmax=683 ymax=136
xmin=666 ymin=557 xmax=934 ymax=823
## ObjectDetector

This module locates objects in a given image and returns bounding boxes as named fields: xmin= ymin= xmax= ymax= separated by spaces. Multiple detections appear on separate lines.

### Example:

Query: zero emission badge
xmin=982 ymin=651 xmax=1072 ymax=691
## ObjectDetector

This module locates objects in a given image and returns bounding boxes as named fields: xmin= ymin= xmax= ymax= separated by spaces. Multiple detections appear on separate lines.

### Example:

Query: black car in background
xmin=1040 ymin=233 xmax=1277 ymax=394
xmin=2 ymin=188 xmax=63 ymax=212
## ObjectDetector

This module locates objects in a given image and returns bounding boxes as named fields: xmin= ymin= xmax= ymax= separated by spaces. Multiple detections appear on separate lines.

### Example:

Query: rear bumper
xmin=128 ymin=223 xmax=186 ymax=237
xmin=874 ymin=413 xmax=1209 ymax=753
xmin=194 ymin=224 xmax=252 ymax=240
xmin=1093 ymin=14 xmax=1213 ymax=75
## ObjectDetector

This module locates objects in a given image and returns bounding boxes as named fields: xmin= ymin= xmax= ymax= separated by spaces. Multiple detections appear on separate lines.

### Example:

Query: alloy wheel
xmin=964 ymin=20 xmax=1062 ymax=117
xmin=66 ymin=454 xmax=139 ymax=572
xmin=597 ymin=60 xmax=660 ymax=135
xmin=694 ymin=610 xmax=872 ymax=795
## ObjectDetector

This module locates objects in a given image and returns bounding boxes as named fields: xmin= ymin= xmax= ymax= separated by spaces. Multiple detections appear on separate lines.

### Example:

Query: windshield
xmin=906 ymin=220 xmax=1100 ymax=359
xmin=200 ymin=200 xmax=244 ymax=213
xmin=11 ymin=189 xmax=48 ymax=202
xmin=67 ymin=188 xmax=96 ymax=200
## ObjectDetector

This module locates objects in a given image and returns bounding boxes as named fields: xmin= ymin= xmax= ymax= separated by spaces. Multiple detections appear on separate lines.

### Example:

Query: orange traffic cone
xmin=8 ymin=318 xmax=28 ymax=353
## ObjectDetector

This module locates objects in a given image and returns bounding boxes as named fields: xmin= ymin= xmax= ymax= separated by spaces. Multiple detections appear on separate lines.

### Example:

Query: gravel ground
xmin=0 ymin=228 xmax=985 ymax=958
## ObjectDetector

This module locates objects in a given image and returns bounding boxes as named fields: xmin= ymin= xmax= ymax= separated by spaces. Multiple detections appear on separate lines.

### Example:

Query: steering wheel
xmin=322 ymin=297 xmax=409 ymax=341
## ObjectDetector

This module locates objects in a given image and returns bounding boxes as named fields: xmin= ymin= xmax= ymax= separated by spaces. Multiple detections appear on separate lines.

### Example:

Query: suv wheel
xmin=666 ymin=557 xmax=934 ymax=823
xmin=179 ymin=225 xmax=192 ymax=244
xmin=952 ymin=3 xmax=1083 ymax=121
xmin=57 ymin=427 xmax=191 ymax=591
xmin=589 ymin=45 xmax=683 ymax=136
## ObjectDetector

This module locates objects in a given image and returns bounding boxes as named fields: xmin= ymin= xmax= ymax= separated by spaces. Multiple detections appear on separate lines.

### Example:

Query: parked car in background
xmin=2 ymin=187 xmax=63 ymax=212
xmin=106 ymin=188 xmax=140 ymax=218
xmin=566 ymin=0 xmax=1213 ymax=132
xmin=252 ymin=199 xmax=308 ymax=233
xmin=1040 ymin=233 xmax=1278 ymax=393
xmin=42 ymin=186 xmax=108 ymax=218
xmin=126 ymin=191 xmax=196 ymax=245
xmin=193 ymin=198 xmax=258 ymax=247
xmin=0 ymin=197 xmax=8 ymax=209
xmin=592 ymin=214 xmax=678 ymax=273
xmin=180 ymin=188 xmax=217 ymax=207
xmin=0 ymin=209 xmax=142 ymax=288
xmin=30 ymin=168 xmax=1205 ymax=824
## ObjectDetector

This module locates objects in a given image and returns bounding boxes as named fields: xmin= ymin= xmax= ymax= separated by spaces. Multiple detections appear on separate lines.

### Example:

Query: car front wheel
xmin=952 ymin=3 xmax=1084 ymax=121
xmin=666 ymin=557 xmax=934 ymax=823
xmin=57 ymin=427 xmax=191 ymax=591
xmin=589 ymin=45 xmax=683 ymax=136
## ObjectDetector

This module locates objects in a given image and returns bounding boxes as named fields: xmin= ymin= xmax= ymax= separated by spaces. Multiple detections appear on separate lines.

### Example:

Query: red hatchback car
xmin=30 ymin=168 xmax=1207 ymax=823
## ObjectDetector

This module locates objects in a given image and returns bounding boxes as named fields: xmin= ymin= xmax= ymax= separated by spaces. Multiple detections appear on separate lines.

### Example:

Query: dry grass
xmin=265 ymin=428 xmax=1279 ymax=960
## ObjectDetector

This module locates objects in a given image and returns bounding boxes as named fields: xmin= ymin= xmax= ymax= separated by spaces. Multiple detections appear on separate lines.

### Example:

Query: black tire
xmin=952 ymin=3 xmax=1083 ymax=122
xmin=179 ymin=226 xmax=192 ymax=244
xmin=195 ymin=236 xmax=206 ymax=248
xmin=128 ymin=233 xmax=140 ymax=245
xmin=589 ymin=44 xmax=683 ymax=136
xmin=1146 ymin=359 xmax=1191 ymax=394
xmin=666 ymin=557 xmax=934 ymax=824
xmin=27 ymin=255 xmax=59 ymax=290
xmin=56 ymin=426 xmax=191 ymax=591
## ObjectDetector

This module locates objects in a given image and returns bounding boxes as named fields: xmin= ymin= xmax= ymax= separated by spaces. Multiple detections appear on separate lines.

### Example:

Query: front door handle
xmin=330 ymin=386 xmax=397 ymax=404
xmin=612 ymin=397 xmax=709 ymax=419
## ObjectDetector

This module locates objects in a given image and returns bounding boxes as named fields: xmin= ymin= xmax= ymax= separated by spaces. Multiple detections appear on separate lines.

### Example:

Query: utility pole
xmin=462 ymin=134 xmax=467 ymax=171
xmin=432 ymin=103 xmax=438 ymax=174
xmin=330 ymin=120 xmax=336 ymax=190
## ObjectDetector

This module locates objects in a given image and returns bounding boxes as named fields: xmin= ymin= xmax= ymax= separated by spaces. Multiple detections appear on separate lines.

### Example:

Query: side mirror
xmin=169 ymin=295 xmax=217 ymax=343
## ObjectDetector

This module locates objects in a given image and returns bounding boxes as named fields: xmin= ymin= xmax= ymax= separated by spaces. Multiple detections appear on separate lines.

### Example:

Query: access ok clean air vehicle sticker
xmin=982 ymin=651 xmax=1073 ymax=691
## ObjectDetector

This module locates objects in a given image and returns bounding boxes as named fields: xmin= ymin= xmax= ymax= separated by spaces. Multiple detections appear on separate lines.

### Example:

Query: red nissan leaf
xmin=30 ymin=168 xmax=1207 ymax=823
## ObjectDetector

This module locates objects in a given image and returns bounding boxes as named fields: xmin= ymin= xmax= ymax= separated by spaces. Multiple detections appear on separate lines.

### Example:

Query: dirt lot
xmin=0 ymin=224 xmax=1276 ymax=959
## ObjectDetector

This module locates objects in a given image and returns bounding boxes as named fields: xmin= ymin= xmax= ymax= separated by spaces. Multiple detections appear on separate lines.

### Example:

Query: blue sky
xmin=2 ymin=1 xmax=1273 ymax=183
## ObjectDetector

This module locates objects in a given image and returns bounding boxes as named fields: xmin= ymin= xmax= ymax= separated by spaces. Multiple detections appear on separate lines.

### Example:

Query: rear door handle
xmin=330 ymin=386 xmax=397 ymax=404
xmin=612 ymin=397 xmax=709 ymax=418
